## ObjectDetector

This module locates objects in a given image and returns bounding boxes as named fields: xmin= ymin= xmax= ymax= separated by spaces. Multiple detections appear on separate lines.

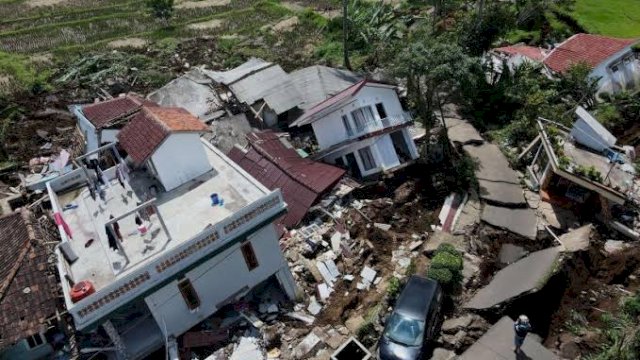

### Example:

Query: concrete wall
xmin=144 ymin=224 xmax=292 ymax=337
xmin=591 ymin=47 xmax=640 ymax=94
xmin=0 ymin=337 xmax=53 ymax=360
xmin=150 ymin=133 xmax=212 ymax=191
xmin=72 ymin=105 xmax=99 ymax=154
xmin=311 ymin=85 xmax=403 ymax=150
xmin=101 ymin=129 xmax=119 ymax=145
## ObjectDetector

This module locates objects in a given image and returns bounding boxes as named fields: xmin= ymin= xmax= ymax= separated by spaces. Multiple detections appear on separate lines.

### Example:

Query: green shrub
xmin=436 ymin=243 xmax=459 ymax=256
xmin=427 ymin=267 xmax=453 ymax=284
xmin=623 ymin=293 xmax=640 ymax=318
xmin=387 ymin=277 xmax=402 ymax=300
xmin=431 ymin=252 xmax=463 ymax=273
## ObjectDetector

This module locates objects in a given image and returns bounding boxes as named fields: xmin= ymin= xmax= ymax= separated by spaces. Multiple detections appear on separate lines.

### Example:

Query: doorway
xmin=344 ymin=153 xmax=362 ymax=178
xmin=390 ymin=131 xmax=412 ymax=163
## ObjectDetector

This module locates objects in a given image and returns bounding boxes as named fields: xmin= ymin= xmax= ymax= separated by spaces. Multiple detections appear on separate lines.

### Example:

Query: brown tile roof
xmin=543 ymin=33 xmax=638 ymax=73
xmin=0 ymin=209 xmax=58 ymax=349
xmin=117 ymin=106 xmax=209 ymax=165
xmin=81 ymin=94 xmax=158 ymax=129
xmin=493 ymin=45 xmax=546 ymax=62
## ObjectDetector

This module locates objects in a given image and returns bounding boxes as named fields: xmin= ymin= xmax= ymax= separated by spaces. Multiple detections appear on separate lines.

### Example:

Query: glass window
xmin=26 ymin=333 xmax=45 ymax=349
xmin=358 ymin=147 xmax=376 ymax=171
xmin=375 ymin=103 xmax=387 ymax=119
xmin=241 ymin=242 xmax=259 ymax=271
xmin=383 ymin=313 xmax=425 ymax=346
xmin=178 ymin=278 xmax=200 ymax=310
xmin=342 ymin=115 xmax=353 ymax=136
xmin=351 ymin=108 xmax=366 ymax=130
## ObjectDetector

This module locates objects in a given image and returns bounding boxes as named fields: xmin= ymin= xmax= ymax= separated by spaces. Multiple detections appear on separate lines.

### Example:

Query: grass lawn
xmin=572 ymin=0 xmax=640 ymax=38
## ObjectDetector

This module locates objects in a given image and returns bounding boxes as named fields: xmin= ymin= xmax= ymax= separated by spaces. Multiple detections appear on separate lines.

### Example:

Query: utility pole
xmin=343 ymin=0 xmax=352 ymax=70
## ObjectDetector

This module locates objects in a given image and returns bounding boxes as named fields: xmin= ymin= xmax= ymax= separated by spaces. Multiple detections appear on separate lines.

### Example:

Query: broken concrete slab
xmin=293 ymin=331 xmax=324 ymax=359
xmin=559 ymin=224 xmax=593 ymax=252
xmin=477 ymin=179 xmax=526 ymax=206
xmin=464 ymin=143 xmax=521 ymax=185
xmin=230 ymin=336 xmax=264 ymax=360
xmin=604 ymin=240 xmax=632 ymax=255
xmin=465 ymin=247 xmax=562 ymax=310
xmin=374 ymin=223 xmax=391 ymax=231
xmin=538 ymin=201 xmax=579 ymax=230
xmin=445 ymin=117 xmax=484 ymax=145
xmin=498 ymin=244 xmax=527 ymax=265
xmin=360 ymin=266 xmax=377 ymax=285
xmin=431 ymin=348 xmax=456 ymax=360
xmin=481 ymin=205 xmax=538 ymax=240
xmin=442 ymin=314 xmax=474 ymax=334
xmin=459 ymin=317 xmax=559 ymax=360
xmin=287 ymin=312 xmax=315 ymax=325
xmin=345 ymin=315 xmax=365 ymax=333
xmin=425 ymin=230 xmax=466 ymax=254
xmin=308 ymin=296 xmax=322 ymax=315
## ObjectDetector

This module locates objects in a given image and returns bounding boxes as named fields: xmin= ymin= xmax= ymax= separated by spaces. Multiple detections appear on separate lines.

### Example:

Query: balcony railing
xmin=349 ymin=111 xmax=412 ymax=139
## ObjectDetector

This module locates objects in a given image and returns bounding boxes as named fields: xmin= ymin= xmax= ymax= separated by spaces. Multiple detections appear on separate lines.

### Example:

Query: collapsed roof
xmin=80 ymin=93 xmax=157 ymax=129
xmin=289 ymin=65 xmax=362 ymax=110
xmin=228 ymin=130 xmax=345 ymax=228
xmin=0 ymin=209 xmax=58 ymax=349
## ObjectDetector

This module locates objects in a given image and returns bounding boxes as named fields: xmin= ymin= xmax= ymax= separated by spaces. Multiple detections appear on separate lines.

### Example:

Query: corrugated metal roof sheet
xmin=228 ymin=130 xmax=345 ymax=228
xmin=204 ymin=57 xmax=272 ymax=85
xmin=289 ymin=65 xmax=362 ymax=110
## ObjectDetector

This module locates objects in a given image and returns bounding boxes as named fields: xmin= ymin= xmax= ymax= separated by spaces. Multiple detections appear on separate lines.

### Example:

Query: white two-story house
xmin=289 ymin=80 xmax=419 ymax=178
xmin=46 ymin=106 xmax=296 ymax=359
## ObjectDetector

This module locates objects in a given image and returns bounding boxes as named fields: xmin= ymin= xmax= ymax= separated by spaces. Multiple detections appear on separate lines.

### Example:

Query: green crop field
xmin=572 ymin=0 xmax=640 ymax=38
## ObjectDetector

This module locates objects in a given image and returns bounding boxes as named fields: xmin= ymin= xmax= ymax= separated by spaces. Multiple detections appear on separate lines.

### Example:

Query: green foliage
xmin=145 ymin=0 xmax=174 ymax=22
xmin=436 ymin=243 xmax=459 ymax=256
xmin=427 ymin=267 xmax=453 ymax=284
xmin=427 ymin=244 xmax=464 ymax=290
xmin=0 ymin=51 xmax=49 ymax=94
xmin=447 ymin=152 xmax=478 ymax=191
xmin=356 ymin=321 xmax=377 ymax=347
xmin=573 ymin=165 xmax=603 ymax=183
xmin=387 ymin=277 xmax=402 ymax=300
xmin=571 ymin=0 xmax=640 ymax=38
xmin=622 ymin=293 xmax=640 ymax=318
xmin=458 ymin=3 xmax=515 ymax=56
xmin=557 ymin=62 xmax=600 ymax=109
xmin=558 ymin=155 xmax=571 ymax=170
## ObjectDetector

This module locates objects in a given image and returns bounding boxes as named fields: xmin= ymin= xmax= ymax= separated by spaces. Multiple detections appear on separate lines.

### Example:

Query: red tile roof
xmin=493 ymin=45 xmax=546 ymax=61
xmin=81 ymin=94 xmax=157 ymax=129
xmin=0 ymin=210 xmax=58 ymax=349
xmin=543 ymin=33 xmax=638 ymax=73
xmin=228 ymin=130 xmax=345 ymax=228
xmin=117 ymin=106 xmax=209 ymax=165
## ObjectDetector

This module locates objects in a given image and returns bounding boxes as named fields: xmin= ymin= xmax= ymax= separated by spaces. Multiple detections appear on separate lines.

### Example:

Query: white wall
xmin=373 ymin=134 xmax=401 ymax=169
xmin=101 ymin=129 xmax=120 ymax=145
xmin=591 ymin=47 xmax=640 ymax=94
xmin=72 ymin=105 xmax=99 ymax=154
xmin=311 ymin=85 xmax=404 ymax=150
xmin=144 ymin=224 xmax=291 ymax=337
xmin=150 ymin=133 xmax=212 ymax=191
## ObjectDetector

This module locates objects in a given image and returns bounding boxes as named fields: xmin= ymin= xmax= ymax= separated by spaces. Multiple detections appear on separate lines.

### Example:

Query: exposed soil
xmin=187 ymin=19 xmax=225 ymax=31
xmin=26 ymin=0 xmax=68 ymax=8
xmin=175 ymin=0 xmax=231 ymax=10
xmin=107 ymin=38 xmax=149 ymax=49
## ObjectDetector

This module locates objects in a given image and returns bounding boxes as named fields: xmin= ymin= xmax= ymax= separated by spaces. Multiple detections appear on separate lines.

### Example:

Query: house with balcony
xmin=289 ymin=80 xmax=419 ymax=178
xmin=46 ymin=106 xmax=296 ymax=359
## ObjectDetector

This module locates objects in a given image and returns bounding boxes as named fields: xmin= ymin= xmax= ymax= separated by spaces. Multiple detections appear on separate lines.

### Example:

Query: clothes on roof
xmin=0 ymin=209 xmax=58 ymax=349
xmin=543 ymin=33 xmax=638 ymax=73
xmin=117 ymin=106 xmax=210 ymax=164
xmin=80 ymin=94 xmax=157 ymax=129
xmin=228 ymin=130 xmax=345 ymax=228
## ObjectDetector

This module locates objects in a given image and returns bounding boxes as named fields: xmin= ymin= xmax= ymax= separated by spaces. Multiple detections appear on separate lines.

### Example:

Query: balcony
xmin=347 ymin=111 xmax=413 ymax=139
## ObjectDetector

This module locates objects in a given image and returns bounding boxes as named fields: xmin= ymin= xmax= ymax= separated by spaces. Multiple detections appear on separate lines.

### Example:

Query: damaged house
xmin=527 ymin=106 xmax=640 ymax=239
xmin=70 ymin=93 xmax=158 ymax=154
xmin=0 ymin=209 xmax=61 ymax=360
xmin=289 ymin=79 xmax=419 ymax=179
xmin=228 ymin=130 xmax=346 ymax=232
xmin=46 ymin=105 xmax=296 ymax=359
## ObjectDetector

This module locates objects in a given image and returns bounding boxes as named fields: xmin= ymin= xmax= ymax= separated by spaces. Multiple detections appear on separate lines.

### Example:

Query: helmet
xmin=518 ymin=315 xmax=530 ymax=324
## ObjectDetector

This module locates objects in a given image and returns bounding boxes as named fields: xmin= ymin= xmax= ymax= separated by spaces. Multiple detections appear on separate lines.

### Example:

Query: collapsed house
xmin=289 ymin=80 xmax=419 ymax=179
xmin=228 ymin=130 xmax=346 ymax=231
xmin=69 ymin=94 xmax=158 ymax=154
xmin=527 ymin=106 xmax=640 ymax=239
xmin=0 ymin=209 xmax=62 ymax=360
xmin=45 ymin=106 xmax=296 ymax=358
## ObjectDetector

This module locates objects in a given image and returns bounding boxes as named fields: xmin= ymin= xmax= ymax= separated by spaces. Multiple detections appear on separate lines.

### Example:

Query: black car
xmin=378 ymin=276 xmax=444 ymax=360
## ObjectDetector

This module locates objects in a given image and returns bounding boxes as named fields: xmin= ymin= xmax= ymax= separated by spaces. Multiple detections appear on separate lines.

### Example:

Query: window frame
xmin=177 ymin=278 xmax=201 ymax=311
xmin=26 ymin=333 xmax=45 ymax=349
xmin=375 ymin=103 xmax=387 ymax=120
xmin=358 ymin=146 xmax=376 ymax=171
xmin=341 ymin=115 xmax=354 ymax=137
xmin=241 ymin=241 xmax=259 ymax=271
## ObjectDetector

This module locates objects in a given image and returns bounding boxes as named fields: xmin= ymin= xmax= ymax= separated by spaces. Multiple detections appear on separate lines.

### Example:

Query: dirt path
xmin=175 ymin=0 xmax=230 ymax=9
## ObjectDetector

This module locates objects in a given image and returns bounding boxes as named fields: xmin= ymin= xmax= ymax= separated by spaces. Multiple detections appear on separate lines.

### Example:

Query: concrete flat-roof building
xmin=47 ymin=106 xmax=296 ymax=359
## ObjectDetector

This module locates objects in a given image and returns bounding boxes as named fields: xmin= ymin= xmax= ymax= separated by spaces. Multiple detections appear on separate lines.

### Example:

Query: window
xmin=26 ymin=333 xmax=45 ymax=349
xmin=341 ymin=115 xmax=353 ymax=136
xmin=241 ymin=242 xmax=259 ymax=271
xmin=178 ymin=278 xmax=200 ymax=310
xmin=358 ymin=147 xmax=376 ymax=171
xmin=611 ymin=65 xmax=619 ymax=72
xmin=351 ymin=106 xmax=375 ymax=131
xmin=335 ymin=157 xmax=345 ymax=168
xmin=375 ymin=103 xmax=387 ymax=119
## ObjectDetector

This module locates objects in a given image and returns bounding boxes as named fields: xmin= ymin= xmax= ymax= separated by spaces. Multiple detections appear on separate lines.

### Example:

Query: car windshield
xmin=383 ymin=313 xmax=425 ymax=346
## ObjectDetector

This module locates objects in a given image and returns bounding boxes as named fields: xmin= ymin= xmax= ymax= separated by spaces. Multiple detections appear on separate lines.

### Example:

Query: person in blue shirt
xmin=514 ymin=315 xmax=532 ymax=353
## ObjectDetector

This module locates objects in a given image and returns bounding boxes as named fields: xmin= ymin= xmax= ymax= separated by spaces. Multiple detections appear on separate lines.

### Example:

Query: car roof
xmin=394 ymin=276 xmax=440 ymax=319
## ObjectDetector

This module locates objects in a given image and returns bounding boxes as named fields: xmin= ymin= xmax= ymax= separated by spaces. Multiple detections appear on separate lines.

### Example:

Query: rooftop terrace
xmin=47 ymin=140 xmax=282 ymax=321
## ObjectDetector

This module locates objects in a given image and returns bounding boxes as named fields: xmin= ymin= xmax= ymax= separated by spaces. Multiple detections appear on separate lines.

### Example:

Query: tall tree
xmin=342 ymin=0 xmax=352 ymax=70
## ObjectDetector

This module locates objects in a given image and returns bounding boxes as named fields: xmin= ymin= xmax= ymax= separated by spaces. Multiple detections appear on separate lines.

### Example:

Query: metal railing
xmin=349 ymin=111 xmax=412 ymax=139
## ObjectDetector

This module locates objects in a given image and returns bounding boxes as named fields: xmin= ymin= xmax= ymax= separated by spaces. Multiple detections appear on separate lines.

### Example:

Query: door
xmin=344 ymin=153 xmax=362 ymax=178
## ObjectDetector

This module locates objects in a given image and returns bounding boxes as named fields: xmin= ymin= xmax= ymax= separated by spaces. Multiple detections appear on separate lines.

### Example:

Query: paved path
xmin=445 ymin=117 xmax=537 ymax=239
xmin=464 ymin=247 xmax=562 ymax=310
xmin=459 ymin=317 xmax=559 ymax=360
